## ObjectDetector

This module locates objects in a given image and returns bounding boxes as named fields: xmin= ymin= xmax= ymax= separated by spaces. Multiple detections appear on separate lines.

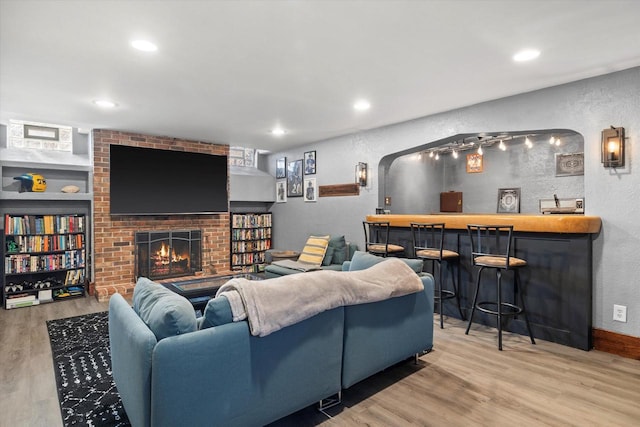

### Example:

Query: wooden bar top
xmin=365 ymin=214 xmax=602 ymax=234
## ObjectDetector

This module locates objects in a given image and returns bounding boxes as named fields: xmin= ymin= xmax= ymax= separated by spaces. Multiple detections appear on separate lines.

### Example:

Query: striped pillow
xmin=298 ymin=235 xmax=331 ymax=266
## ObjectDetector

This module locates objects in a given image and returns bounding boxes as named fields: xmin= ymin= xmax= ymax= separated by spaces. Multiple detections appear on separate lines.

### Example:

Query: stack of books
xmin=6 ymin=294 xmax=39 ymax=309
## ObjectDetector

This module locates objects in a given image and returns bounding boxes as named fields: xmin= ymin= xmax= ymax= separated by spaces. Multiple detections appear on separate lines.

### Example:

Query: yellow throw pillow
xmin=298 ymin=235 xmax=330 ymax=266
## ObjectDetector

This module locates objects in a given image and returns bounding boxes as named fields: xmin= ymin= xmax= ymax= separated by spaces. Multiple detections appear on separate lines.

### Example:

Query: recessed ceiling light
xmin=513 ymin=49 xmax=540 ymax=62
xmin=353 ymin=100 xmax=371 ymax=111
xmin=93 ymin=99 xmax=117 ymax=108
xmin=270 ymin=127 xmax=286 ymax=136
xmin=131 ymin=39 xmax=158 ymax=52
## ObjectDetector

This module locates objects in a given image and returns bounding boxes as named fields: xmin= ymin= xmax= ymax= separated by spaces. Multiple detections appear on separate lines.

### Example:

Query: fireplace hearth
xmin=135 ymin=230 xmax=202 ymax=280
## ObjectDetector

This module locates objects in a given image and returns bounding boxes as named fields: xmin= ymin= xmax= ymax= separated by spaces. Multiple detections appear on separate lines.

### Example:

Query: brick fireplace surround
xmin=92 ymin=130 xmax=231 ymax=301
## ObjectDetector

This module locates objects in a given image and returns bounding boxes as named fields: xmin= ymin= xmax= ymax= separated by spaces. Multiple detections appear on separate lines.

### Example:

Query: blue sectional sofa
xmin=341 ymin=251 xmax=434 ymax=388
xmin=109 ymin=257 xmax=434 ymax=427
xmin=264 ymin=235 xmax=357 ymax=278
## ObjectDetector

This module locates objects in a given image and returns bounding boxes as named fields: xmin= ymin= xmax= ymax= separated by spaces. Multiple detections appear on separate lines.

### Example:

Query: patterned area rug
xmin=46 ymin=311 xmax=131 ymax=427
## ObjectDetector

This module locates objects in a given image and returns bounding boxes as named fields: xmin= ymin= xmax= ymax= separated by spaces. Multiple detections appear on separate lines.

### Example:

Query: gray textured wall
xmin=267 ymin=66 xmax=640 ymax=338
xmin=389 ymin=132 xmax=584 ymax=214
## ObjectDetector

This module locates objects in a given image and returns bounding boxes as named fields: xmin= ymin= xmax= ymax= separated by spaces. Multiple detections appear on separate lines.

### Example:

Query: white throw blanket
xmin=216 ymin=258 xmax=424 ymax=337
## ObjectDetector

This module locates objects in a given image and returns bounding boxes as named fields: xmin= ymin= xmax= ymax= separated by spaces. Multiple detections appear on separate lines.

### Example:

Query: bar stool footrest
xmin=476 ymin=301 xmax=523 ymax=317
xmin=434 ymin=289 xmax=456 ymax=301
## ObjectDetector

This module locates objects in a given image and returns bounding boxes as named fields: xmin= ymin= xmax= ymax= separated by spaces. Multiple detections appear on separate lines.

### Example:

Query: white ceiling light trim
xmin=93 ymin=99 xmax=117 ymax=108
xmin=513 ymin=48 xmax=541 ymax=62
xmin=131 ymin=39 xmax=158 ymax=52
xmin=353 ymin=100 xmax=371 ymax=111
xmin=270 ymin=127 xmax=286 ymax=136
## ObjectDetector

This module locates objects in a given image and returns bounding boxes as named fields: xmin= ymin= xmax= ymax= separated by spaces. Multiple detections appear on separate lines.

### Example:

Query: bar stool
xmin=465 ymin=224 xmax=536 ymax=350
xmin=411 ymin=222 xmax=465 ymax=329
xmin=363 ymin=221 xmax=405 ymax=257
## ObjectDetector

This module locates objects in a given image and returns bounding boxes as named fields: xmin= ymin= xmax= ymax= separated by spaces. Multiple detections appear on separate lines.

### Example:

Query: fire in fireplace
xmin=135 ymin=230 xmax=202 ymax=280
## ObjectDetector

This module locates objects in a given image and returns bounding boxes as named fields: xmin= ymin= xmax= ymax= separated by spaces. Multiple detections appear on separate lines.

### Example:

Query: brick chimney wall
xmin=92 ymin=130 xmax=230 ymax=301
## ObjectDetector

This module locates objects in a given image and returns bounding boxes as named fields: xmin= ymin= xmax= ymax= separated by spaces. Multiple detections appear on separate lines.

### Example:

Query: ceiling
xmin=1 ymin=1 xmax=639 ymax=153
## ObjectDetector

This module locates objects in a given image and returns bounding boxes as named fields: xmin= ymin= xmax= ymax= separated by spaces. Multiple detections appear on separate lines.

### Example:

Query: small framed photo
xmin=304 ymin=178 xmax=317 ymax=202
xmin=497 ymin=188 xmax=521 ymax=213
xmin=276 ymin=180 xmax=287 ymax=203
xmin=276 ymin=157 xmax=286 ymax=179
xmin=304 ymin=151 xmax=316 ymax=175
xmin=466 ymin=153 xmax=483 ymax=173
xmin=555 ymin=152 xmax=584 ymax=177
xmin=287 ymin=159 xmax=303 ymax=197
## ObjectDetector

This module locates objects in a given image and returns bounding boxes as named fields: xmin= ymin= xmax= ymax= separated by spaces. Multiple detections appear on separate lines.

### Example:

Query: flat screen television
xmin=109 ymin=144 xmax=228 ymax=215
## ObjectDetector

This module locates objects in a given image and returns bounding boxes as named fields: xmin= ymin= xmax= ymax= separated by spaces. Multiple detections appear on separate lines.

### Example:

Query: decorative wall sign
xmin=276 ymin=157 xmax=286 ymax=179
xmin=9 ymin=119 xmax=72 ymax=152
xmin=304 ymin=151 xmax=316 ymax=175
xmin=24 ymin=124 xmax=59 ymax=140
xmin=229 ymin=146 xmax=255 ymax=166
xmin=287 ymin=159 xmax=303 ymax=197
xmin=497 ymin=187 xmax=521 ymax=213
xmin=304 ymin=178 xmax=317 ymax=202
xmin=466 ymin=153 xmax=483 ymax=173
xmin=276 ymin=180 xmax=287 ymax=203
xmin=555 ymin=152 xmax=584 ymax=177
xmin=318 ymin=183 xmax=360 ymax=197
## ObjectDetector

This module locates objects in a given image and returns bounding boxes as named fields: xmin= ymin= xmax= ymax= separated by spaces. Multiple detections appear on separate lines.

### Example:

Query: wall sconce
xmin=356 ymin=162 xmax=368 ymax=186
xmin=601 ymin=126 xmax=625 ymax=168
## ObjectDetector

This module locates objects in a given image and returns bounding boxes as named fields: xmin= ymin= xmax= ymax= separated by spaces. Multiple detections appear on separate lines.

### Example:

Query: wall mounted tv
xmin=110 ymin=144 xmax=228 ymax=215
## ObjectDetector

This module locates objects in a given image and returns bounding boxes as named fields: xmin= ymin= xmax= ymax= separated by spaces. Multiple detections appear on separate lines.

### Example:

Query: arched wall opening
xmin=378 ymin=129 xmax=584 ymax=214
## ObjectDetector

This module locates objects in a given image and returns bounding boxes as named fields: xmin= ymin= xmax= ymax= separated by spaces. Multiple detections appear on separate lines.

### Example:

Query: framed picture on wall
xmin=555 ymin=152 xmax=584 ymax=177
xmin=287 ymin=159 xmax=303 ymax=197
xmin=276 ymin=180 xmax=287 ymax=203
xmin=304 ymin=151 xmax=316 ymax=175
xmin=276 ymin=157 xmax=286 ymax=179
xmin=466 ymin=153 xmax=483 ymax=173
xmin=497 ymin=188 xmax=521 ymax=213
xmin=304 ymin=178 xmax=317 ymax=202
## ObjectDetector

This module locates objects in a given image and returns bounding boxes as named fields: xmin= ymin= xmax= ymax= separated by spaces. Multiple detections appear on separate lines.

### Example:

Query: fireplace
xmin=135 ymin=230 xmax=202 ymax=280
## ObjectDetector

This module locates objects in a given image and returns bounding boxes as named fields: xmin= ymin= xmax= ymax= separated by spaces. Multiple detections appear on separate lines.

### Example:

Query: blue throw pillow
xmin=200 ymin=295 xmax=234 ymax=329
xmin=328 ymin=235 xmax=348 ymax=265
xmin=132 ymin=277 xmax=197 ymax=340
xmin=348 ymin=251 xmax=423 ymax=274
xmin=321 ymin=246 xmax=335 ymax=266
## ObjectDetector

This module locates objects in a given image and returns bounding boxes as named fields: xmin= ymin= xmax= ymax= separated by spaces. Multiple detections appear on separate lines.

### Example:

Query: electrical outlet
xmin=613 ymin=304 xmax=627 ymax=322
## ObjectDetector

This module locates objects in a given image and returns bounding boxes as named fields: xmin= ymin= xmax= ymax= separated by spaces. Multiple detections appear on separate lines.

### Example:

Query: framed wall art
xmin=304 ymin=178 xmax=317 ymax=202
xmin=276 ymin=180 xmax=287 ymax=203
xmin=466 ymin=153 xmax=483 ymax=173
xmin=304 ymin=150 xmax=316 ymax=175
xmin=555 ymin=152 xmax=584 ymax=177
xmin=276 ymin=157 xmax=287 ymax=179
xmin=287 ymin=159 xmax=303 ymax=197
xmin=497 ymin=187 xmax=521 ymax=213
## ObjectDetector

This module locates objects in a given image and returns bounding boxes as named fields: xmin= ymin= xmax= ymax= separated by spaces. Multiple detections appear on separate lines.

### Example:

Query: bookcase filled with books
xmin=230 ymin=212 xmax=272 ymax=273
xmin=3 ymin=214 xmax=87 ymax=309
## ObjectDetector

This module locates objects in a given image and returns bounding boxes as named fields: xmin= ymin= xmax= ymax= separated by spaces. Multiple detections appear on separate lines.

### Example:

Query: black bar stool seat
xmin=363 ymin=221 xmax=405 ymax=257
xmin=411 ymin=222 xmax=464 ymax=329
xmin=465 ymin=224 xmax=536 ymax=350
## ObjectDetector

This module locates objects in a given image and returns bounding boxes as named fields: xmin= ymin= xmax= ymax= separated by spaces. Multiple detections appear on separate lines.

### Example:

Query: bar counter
xmin=365 ymin=214 xmax=602 ymax=234
xmin=365 ymin=213 xmax=602 ymax=350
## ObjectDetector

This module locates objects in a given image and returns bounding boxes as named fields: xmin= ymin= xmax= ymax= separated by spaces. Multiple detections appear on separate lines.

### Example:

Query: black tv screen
xmin=110 ymin=144 xmax=228 ymax=215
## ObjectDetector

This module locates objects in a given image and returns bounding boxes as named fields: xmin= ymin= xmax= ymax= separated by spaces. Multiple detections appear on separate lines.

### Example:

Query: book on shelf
xmin=6 ymin=294 xmax=36 ymax=303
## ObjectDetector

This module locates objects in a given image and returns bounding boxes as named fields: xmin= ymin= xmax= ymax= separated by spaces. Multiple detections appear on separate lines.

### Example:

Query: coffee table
xmin=162 ymin=273 xmax=263 ymax=311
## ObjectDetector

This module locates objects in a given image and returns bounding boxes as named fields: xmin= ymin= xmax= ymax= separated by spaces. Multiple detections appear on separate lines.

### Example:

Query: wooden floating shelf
xmin=318 ymin=183 xmax=360 ymax=197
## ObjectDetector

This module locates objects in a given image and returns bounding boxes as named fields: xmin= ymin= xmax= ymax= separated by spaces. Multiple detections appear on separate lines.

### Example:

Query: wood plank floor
xmin=1 ymin=296 xmax=639 ymax=427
